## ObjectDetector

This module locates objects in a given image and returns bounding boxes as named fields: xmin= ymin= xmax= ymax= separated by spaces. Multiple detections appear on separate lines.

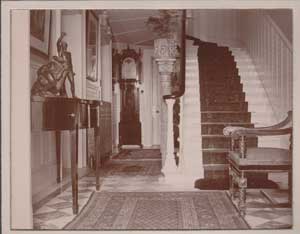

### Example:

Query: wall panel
xmin=191 ymin=9 xmax=241 ymax=47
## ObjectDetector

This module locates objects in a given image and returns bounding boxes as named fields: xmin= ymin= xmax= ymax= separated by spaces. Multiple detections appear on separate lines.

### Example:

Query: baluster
xmin=239 ymin=136 xmax=246 ymax=158
xmin=231 ymin=137 xmax=235 ymax=151
xmin=178 ymin=96 xmax=184 ymax=171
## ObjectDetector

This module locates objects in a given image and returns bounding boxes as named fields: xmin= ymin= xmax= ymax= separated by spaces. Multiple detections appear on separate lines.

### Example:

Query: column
xmin=101 ymin=42 xmax=112 ymax=102
xmin=100 ymin=10 xmax=113 ymax=103
xmin=155 ymin=59 xmax=176 ymax=168
xmin=162 ymin=98 xmax=178 ymax=175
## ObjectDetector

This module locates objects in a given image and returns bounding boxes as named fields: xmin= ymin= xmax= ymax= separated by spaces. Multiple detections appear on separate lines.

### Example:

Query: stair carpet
xmin=230 ymin=48 xmax=285 ymax=148
xmin=195 ymin=41 xmax=261 ymax=187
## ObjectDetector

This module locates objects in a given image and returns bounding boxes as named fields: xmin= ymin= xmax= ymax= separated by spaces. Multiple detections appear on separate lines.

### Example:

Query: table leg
xmin=95 ymin=126 xmax=100 ymax=190
xmin=55 ymin=131 xmax=61 ymax=183
xmin=70 ymin=125 xmax=79 ymax=214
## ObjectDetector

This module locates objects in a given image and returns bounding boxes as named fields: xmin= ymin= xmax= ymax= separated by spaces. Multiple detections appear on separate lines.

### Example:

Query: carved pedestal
xmin=155 ymin=59 xmax=176 ymax=167
xmin=154 ymin=38 xmax=178 ymax=180
xmin=162 ymin=98 xmax=178 ymax=175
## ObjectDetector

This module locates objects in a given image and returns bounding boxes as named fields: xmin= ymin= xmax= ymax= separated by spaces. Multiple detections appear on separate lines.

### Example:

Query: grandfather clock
xmin=118 ymin=47 xmax=142 ymax=147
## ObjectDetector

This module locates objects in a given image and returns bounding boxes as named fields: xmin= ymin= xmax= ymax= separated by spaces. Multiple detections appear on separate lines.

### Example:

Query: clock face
xmin=122 ymin=57 xmax=137 ymax=79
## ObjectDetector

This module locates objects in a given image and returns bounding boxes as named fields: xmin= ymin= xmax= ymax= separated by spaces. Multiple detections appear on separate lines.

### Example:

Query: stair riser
xmin=199 ymin=54 xmax=233 ymax=60
xmin=201 ymin=84 xmax=243 ymax=91
xmin=201 ymin=79 xmax=241 ymax=85
xmin=201 ymin=67 xmax=238 ymax=73
xmin=202 ymin=93 xmax=245 ymax=103
xmin=201 ymin=103 xmax=248 ymax=111
xmin=202 ymin=137 xmax=257 ymax=149
xmin=203 ymin=151 xmax=228 ymax=164
xmin=201 ymin=76 xmax=240 ymax=82
xmin=201 ymin=113 xmax=251 ymax=123
xmin=201 ymin=70 xmax=239 ymax=77
xmin=204 ymin=169 xmax=229 ymax=181
xmin=203 ymin=168 xmax=269 ymax=181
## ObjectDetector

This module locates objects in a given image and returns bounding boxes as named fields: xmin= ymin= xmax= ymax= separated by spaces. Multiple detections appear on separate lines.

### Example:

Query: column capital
xmin=165 ymin=97 xmax=176 ymax=106
xmin=155 ymin=58 xmax=176 ymax=75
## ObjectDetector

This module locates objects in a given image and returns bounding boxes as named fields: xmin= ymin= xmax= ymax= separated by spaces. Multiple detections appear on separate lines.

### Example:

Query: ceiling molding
xmin=62 ymin=10 xmax=83 ymax=15
xmin=113 ymin=28 xmax=148 ymax=36
xmin=134 ymin=37 xmax=157 ymax=45
xmin=110 ymin=16 xmax=149 ymax=23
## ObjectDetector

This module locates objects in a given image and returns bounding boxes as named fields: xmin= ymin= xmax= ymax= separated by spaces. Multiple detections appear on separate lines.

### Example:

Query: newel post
xmin=154 ymin=38 xmax=177 ymax=175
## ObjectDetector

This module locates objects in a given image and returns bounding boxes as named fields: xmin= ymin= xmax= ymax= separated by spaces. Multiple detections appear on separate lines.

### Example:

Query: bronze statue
xmin=31 ymin=32 xmax=76 ymax=98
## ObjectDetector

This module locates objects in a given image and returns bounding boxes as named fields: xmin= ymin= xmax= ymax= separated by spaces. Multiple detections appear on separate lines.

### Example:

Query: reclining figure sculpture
xmin=31 ymin=32 xmax=76 ymax=98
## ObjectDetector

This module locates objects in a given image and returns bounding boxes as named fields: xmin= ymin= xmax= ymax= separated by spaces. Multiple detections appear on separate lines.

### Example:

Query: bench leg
xmin=238 ymin=172 xmax=247 ymax=217
xmin=229 ymin=166 xmax=235 ymax=199
xmin=288 ymin=170 xmax=292 ymax=205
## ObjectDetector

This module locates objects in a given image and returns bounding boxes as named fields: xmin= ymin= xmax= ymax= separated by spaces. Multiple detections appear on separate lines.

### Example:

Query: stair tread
xmin=202 ymin=122 xmax=253 ymax=125
xmin=202 ymin=148 xmax=229 ymax=153
xmin=202 ymin=134 xmax=257 ymax=138
xmin=201 ymin=111 xmax=250 ymax=113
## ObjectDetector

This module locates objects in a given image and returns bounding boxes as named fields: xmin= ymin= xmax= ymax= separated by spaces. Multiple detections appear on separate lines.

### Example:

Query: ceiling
xmin=107 ymin=10 xmax=160 ymax=46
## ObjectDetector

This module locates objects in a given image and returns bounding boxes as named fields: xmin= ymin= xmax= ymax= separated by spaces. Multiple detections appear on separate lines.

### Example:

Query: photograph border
xmin=1 ymin=1 xmax=300 ymax=234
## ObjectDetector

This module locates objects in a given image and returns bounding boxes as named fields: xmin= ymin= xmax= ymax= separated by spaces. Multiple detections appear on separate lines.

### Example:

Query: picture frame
xmin=86 ymin=10 xmax=99 ymax=82
xmin=30 ymin=10 xmax=51 ymax=59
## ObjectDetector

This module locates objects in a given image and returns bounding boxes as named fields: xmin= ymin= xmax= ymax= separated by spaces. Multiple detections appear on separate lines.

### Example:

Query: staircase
xmin=195 ymin=41 xmax=259 ymax=188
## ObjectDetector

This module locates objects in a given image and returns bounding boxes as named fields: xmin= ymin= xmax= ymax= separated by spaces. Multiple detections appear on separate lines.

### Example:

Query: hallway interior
xmin=33 ymin=149 xmax=292 ymax=230
xmin=5 ymin=7 xmax=294 ymax=232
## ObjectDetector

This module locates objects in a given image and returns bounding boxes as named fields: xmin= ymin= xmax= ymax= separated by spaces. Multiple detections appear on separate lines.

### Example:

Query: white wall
xmin=141 ymin=49 xmax=154 ymax=147
xmin=191 ymin=9 xmax=241 ymax=47
xmin=140 ymin=49 xmax=161 ymax=147
xmin=268 ymin=9 xmax=293 ymax=43
xmin=31 ymin=10 xmax=90 ymax=198
xmin=61 ymin=11 xmax=87 ymax=169
xmin=101 ymin=41 xmax=113 ymax=102
xmin=11 ymin=10 xmax=33 ymax=229
xmin=31 ymin=10 xmax=63 ymax=197
xmin=151 ymin=56 xmax=161 ymax=146
xmin=239 ymin=10 xmax=293 ymax=122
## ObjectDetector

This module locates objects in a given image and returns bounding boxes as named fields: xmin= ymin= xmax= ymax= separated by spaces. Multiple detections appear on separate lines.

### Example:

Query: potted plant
xmin=146 ymin=10 xmax=180 ymax=59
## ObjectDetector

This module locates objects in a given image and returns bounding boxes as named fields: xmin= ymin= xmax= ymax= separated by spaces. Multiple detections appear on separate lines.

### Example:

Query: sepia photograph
xmin=1 ymin=1 xmax=300 ymax=234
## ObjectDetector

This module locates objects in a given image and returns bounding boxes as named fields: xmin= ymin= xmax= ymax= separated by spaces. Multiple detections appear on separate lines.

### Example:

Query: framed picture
xmin=30 ymin=10 xmax=51 ymax=59
xmin=86 ymin=10 xmax=99 ymax=82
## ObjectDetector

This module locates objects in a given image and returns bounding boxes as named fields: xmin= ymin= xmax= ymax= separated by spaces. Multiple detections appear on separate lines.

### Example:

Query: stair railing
xmin=163 ymin=10 xmax=186 ymax=167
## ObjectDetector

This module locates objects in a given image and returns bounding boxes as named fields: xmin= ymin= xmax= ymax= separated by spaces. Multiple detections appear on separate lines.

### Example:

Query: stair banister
xmin=163 ymin=10 xmax=186 ymax=169
xmin=163 ymin=9 xmax=186 ymax=100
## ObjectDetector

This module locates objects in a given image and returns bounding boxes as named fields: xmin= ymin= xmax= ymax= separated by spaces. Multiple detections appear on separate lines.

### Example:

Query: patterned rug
xmin=113 ymin=149 xmax=161 ymax=160
xmin=88 ymin=160 xmax=162 ymax=177
xmin=64 ymin=191 xmax=249 ymax=230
